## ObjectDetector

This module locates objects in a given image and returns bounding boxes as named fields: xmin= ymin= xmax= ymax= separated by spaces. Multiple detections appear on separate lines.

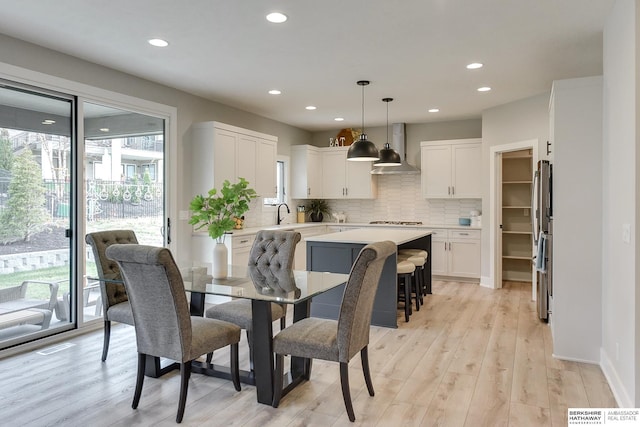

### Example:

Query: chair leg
xmin=361 ymin=346 xmax=375 ymax=397
xmin=247 ymin=330 xmax=254 ymax=372
xmin=101 ymin=320 xmax=111 ymax=362
xmin=419 ymin=265 xmax=425 ymax=303
xmin=403 ymin=274 xmax=411 ymax=322
xmin=230 ymin=343 xmax=241 ymax=391
xmin=340 ymin=362 xmax=356 ymax=422
xmin=205 ymin=352 xmax=213 ymax=364
xmin=176 ymin=361 xmax=191 ymax=423
xmin=304 ymin=358 xmax=313 ymax=380
xmin=272 ymin=353 xmax=284 ymax=408
xmin=280 ymin=308 xmax=287 ymax=330
xmin=132 ymin=352 xmax=146 ymax=409
xmin=414 ymin=270 xmax=423 ymax=310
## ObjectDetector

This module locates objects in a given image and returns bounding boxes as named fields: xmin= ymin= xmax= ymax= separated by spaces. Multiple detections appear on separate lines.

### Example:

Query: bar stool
xmin=399 ymin=249 xmax=428 ymax=296
xmin=397 ymin=260 xmax=416 ymax=322
xmin=398 ymin=254 xmax=425 ymax=307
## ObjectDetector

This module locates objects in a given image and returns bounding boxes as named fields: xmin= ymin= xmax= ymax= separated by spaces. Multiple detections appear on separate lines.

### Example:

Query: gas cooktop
xmin=369 ymin=220 xmax=423 ymax=225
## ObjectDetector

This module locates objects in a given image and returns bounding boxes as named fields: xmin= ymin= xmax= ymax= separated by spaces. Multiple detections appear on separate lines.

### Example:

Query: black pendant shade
xmin=347 ymin=80 xmax=379 ymax=161
xmin=375 ymin=143 xmax=402 ymax=166
xmin=374 ymin=97 xmax=401 ymax=166
xmin=347 ymin=134 xmax=379 ymax=161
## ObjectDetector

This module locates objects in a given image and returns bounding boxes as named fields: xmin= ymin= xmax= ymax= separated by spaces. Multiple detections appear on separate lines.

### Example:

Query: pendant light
xmin=347 ymin=80 xmax=379 ymax=161
xmin=374 ymin=98 xmax=402 ymax=166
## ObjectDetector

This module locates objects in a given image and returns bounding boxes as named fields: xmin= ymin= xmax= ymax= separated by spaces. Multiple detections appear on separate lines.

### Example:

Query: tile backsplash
xmin=247 ymin=174 xmax=481 ymax=227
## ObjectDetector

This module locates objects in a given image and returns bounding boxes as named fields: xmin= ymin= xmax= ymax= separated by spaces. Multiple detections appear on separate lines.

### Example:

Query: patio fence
xmin=0 ymin=178 xmax=163 ymax=221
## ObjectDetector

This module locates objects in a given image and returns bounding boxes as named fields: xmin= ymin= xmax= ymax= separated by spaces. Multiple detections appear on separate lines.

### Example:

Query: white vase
xmin=212 ymin=242 xmax=228 ymax=279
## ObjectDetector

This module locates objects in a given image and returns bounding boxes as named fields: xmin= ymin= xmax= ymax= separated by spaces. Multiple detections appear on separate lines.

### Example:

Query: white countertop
xmin=192 ymin=221 xmax=478 ymax=238
xmin=305 ymin=228 xmax=431 ymax=245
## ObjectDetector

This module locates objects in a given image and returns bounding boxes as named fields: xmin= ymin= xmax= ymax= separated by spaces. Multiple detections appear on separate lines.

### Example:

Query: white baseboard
xmin=600 ymin=347 xmax=633 ymax=408
xmin=551 ymin=352 xmax=600 ymax=365
xmin=480 ymin=275 xmax=495 ymax=289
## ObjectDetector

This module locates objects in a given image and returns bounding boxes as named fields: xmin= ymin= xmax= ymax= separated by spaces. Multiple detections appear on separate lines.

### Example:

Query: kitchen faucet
xmin=276 ymin=203 xmax=290 ymax=225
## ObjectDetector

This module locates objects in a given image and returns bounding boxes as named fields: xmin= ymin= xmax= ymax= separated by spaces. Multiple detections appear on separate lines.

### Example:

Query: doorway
xmin=500 ymin=149 xmax=534 ymax=286
xmin=82 ymin=102 xmax=168 ymax=324
xmin=489 ymin=139 xmax=538 ymax=299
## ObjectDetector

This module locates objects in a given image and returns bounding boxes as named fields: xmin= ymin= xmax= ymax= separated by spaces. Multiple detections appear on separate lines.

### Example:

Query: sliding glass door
xmin=82 ymin=102 xmax=166 ymax=322
xmin=0 ymin=82 xmax=74 ymax=349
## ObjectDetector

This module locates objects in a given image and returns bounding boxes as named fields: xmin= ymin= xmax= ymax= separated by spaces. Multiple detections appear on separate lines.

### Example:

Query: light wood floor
xmin=0 ymin=281 xmax=616 ymax=426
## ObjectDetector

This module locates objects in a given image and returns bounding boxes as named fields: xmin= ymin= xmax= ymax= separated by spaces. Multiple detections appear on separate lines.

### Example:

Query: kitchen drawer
xmin=427 ymin=229 xmax=447 ymax=239
xmin=232 ymin=234 xmax=255 ymax=249
xmin=449 ymin=230 xmax=480 ymax=239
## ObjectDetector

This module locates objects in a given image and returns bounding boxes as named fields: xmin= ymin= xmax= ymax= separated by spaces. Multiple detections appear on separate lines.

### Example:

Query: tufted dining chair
xmin=205 ymin=229 xmax=301 ymax=366
xmin=106 ymin=244 xmax=241 ymax=423
xmin=85 ymin=230 xmax=138 ymax=361
xmin=271 ymin=240 xmax=396 ymax=422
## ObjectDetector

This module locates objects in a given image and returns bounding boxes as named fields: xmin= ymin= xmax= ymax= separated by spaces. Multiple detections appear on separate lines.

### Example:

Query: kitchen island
xmin=305 ymin=228 xmax=432 ymax=328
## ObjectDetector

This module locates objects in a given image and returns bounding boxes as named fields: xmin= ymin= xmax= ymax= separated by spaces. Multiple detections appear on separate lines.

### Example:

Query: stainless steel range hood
xmin=370 ymin=123 xmax=420 ymax=175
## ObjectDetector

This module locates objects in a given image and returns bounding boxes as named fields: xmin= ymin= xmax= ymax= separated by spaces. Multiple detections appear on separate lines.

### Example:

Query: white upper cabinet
xmin=321 ymin=150 xmax=347 ymax=198
xmin=292 ymin=145 xmax=376 ymax=199
xmin=321 ymin=147 xmax=376 ymax=199
xmin=291 ymin=145 xmax=323 ymax=199
xmin=421 ymin=138 xmax=482 ymax=199
xmin=190 ymin=121 xmax=277 ymax=197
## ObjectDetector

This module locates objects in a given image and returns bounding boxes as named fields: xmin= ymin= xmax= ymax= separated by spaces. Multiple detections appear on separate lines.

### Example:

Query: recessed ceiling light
xmin=42 ymin=119 xmax=55 ymax=125
xmin=305 ymin=106 xmax=317 ymax=110
xmin=334 ymin=117 xmax=344 ymax=122
xmin=428 ymin=108 xmax=440 ymax=113
xmin=466 ymin=63 xmax=483 ymax=69
xmin=148 ymin=38 xmax=169 ymax=47
xmin=266 ymin=12 xmax=288 ymax=23
xmin=477 ymin=86 xmax=492 ymax=92
xmin=268 ymin=89 xmax=282 ymax=95
xmin=100 ymin=128 xmax=110 ymax=132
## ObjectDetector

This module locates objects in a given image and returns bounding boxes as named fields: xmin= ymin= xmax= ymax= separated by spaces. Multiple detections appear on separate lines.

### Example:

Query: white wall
xmin=601 ymin=0 xmax=637 ymax=408
xmin=480 ymin=93 xmax=551 ymax=284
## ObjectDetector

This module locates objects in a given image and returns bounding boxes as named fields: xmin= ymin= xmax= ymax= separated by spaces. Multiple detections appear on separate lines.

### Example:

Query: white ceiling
xmin=0 ymin=0 xmax=615 ymax=131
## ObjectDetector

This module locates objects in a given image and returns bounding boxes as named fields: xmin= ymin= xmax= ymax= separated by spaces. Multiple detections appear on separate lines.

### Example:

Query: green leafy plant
xmin=306 ymin=199 xmax=330 ymax=222
xmin=189 ymin=177 xmax=258 ymax=243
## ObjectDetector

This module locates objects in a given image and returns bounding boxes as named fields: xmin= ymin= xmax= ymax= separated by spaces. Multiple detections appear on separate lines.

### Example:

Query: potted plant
xmin=189 ymin=177 xmax=257 ymax=278
xmin=306 ymin=199 xmax=330 ymax=222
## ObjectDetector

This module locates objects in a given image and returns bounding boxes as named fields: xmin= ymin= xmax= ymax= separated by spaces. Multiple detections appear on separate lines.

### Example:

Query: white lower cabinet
xmin=226 ymin=234 xmax=256 ymax=266
xmin=429 ymin=229 xmax=480 ymax=279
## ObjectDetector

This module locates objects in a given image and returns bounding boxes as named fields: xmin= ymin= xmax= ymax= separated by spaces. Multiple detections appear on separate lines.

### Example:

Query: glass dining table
xmin=92 ymin=264 xmax=348 ymax=405
xmin=183 ymin=265 xmax=348 ymax=405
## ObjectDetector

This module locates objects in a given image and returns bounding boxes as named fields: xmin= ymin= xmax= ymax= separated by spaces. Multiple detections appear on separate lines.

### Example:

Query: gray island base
xmin=306 ymin=228 xmax=432 ymax=328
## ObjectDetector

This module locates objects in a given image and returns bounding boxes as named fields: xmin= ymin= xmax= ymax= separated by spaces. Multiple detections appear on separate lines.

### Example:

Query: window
xmin=264 ymin=159 xmax=285 ymax=205
xmin=141 ymin=163 xmax=156 ymax=181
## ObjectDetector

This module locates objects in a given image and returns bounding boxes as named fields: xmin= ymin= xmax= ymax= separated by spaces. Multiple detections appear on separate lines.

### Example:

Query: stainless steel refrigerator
xmin=532 ymin=160 xmax=552 ymax=321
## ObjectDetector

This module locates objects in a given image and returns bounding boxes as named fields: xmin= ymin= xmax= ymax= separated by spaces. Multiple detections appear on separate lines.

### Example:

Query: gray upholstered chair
xmin=106 ymin=244 xmax=241 ymax=424
xmin=85 ymin=230 xmax=138 ymax=361
xmin=271 ymin=240 xmax=396 ymax=422
xmin=205 ymin=230 xmax=301 ymax=365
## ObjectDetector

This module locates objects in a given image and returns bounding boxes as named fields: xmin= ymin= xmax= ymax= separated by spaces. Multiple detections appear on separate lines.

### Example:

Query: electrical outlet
xmin=622 ymin=224 xmax=631 ymax=244
xmin=524 ymin=208 xmax=529 ymax=217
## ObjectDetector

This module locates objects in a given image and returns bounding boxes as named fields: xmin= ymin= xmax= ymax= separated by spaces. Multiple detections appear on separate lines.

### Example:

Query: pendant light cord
xmin=361 ymin=83 xmax=365 ymax=134
xmin=382 ymin=97 xmax=393 ymax=146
